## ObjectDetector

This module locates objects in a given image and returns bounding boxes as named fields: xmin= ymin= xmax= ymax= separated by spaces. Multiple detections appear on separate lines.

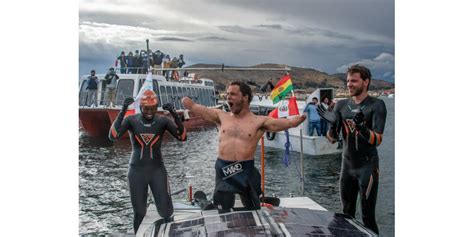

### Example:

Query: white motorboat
xmin=136 ymin=194 xmax=377 ymax=236
xmin=250 ymin=88 xmax=341 ymax=156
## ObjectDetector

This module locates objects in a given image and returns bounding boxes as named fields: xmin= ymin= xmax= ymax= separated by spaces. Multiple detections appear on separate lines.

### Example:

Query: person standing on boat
xmin=177 ymin=54 xmax=185 ymax=78
xmin=182 ymin=81 xmax=306 ymax=213
xmin=108 ymin=90 xmax=187 ymax=233
xmin=163 ymin=55 xmax=171 ymax=79
xmin=126 ymin=51 xmax=135 ymax=74
xmin=104 ymin=68 xmax=119 ymax=107
xmin=320 ymin=97 xmax=330 ymax=136
xmin=134 ymin=50 xmax=141 ymax=74
xmin=86 ymin=69 xmax=98 ymax=107
xmin=304 ymin=97 xmax=322 ymax=136
xmin=317 ymin=65 xmax=387 ymax=234
xmin=117 ymin=51 xmax=127 ymax=74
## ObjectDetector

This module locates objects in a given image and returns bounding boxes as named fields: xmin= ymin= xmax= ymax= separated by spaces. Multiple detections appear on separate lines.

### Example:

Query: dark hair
xmin=347 ymin=64 xmax=372 ymax=90
xmin=230 ymin=81 xmax=253 ymax=104
xmin=312 ymin=97 xmax=318 ymax=101
xmin=91 ymin=69 xmax=95 ymax=73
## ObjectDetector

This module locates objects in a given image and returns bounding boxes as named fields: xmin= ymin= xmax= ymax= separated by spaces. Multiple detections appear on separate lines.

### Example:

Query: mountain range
xmin=185 ymin=63 xmax=394 ymax=92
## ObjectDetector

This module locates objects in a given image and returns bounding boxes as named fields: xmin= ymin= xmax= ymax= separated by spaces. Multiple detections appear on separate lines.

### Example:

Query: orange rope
xmin=260 ymin=136 xmax=265 ymax=196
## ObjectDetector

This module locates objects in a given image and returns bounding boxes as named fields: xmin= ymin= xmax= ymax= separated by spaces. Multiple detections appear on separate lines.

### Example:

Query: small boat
xmin=79 ymin=72 xmax=218 ymax=138
xmin=250 ymin=88 xmax=341 ymax=156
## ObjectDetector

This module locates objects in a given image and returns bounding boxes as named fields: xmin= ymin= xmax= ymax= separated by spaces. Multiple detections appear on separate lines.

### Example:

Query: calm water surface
xmin=79 ymin=97 xmax=394 ymax=236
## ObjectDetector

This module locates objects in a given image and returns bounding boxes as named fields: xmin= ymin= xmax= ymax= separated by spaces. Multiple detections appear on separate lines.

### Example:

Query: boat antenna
xmin=146 ymin=39 xmax=150 ymax=72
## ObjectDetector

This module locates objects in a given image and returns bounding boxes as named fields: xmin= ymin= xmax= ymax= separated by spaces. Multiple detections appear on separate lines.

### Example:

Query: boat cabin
xmin=79 ymin=73 xmax=217 ymax=109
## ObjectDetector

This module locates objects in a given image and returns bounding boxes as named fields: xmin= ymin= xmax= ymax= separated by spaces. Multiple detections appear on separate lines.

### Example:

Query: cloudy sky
xmin=79 ymin=0 xmax=394 ymax=82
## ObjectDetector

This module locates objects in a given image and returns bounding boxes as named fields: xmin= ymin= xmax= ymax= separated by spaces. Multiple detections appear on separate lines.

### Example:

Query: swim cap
xmin=140 ymin=90 xmax=158 ymax=106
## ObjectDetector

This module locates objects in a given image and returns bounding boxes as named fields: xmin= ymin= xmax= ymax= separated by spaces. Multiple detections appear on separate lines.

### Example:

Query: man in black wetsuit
xmin=317 ymin=65 xmax=387 ymax=234
xmin=108 ymin=90 xmax=187 ymax=234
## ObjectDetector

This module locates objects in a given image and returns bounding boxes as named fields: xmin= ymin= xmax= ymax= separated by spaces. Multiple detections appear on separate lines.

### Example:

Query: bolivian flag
xmin=270 ymin=74 xmax=293 ymax=104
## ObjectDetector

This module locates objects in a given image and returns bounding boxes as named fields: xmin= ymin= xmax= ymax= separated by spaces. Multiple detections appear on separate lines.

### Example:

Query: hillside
xmin=185 ymin=63 xmax=394 ymax=92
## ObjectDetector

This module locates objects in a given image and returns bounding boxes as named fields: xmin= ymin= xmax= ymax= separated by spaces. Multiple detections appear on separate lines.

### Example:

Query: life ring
xmin=266 ymin=131 xmax=276 ymax=140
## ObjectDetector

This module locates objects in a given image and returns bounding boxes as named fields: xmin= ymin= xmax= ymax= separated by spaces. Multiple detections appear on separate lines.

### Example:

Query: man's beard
xmin=231 ymin=100 xmax=244 ymax=114
xmin=350 ymin=86 xmax=364 ymax=96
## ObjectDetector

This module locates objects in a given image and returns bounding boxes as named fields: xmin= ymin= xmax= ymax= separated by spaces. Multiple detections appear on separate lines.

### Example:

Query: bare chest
xmin=219 ymin=116 xmax=262 ymax=140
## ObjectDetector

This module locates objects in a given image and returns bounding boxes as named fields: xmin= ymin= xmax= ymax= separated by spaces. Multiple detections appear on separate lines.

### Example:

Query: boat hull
xmin=79 ymin=108 xmax=112 ymax=137
xmin=260 ymin=129 xmax=340 ymax=156
xmin=79 ymin=108 xmax=216 ymax=138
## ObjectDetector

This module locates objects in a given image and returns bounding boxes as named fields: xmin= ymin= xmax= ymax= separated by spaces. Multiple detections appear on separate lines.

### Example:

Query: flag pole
xmin=260 ymin=136 xmax=265 ymax=196
xmin=146 ymin=39 xmax=150 ymax=72
xmin=300 ymin=128 xmax=304 ymax=194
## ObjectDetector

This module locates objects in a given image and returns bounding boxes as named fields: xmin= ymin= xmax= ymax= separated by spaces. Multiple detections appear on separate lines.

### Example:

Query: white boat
xmin=250 ymin=88 xmax=341 ymax=156
xmin=136 ymin=195 xmax=377 ymax=236
xmin=78 ymin=72 xmax=219 ymax=137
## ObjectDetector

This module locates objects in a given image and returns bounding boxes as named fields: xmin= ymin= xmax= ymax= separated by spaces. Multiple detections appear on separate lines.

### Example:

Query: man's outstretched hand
xmin=317 ymin=104 xmax=337 ymax=125
xmin=162 ymin=103 xmax=177 ymax=115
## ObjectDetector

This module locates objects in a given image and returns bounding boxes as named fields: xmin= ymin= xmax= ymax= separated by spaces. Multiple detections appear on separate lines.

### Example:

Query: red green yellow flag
xmin=270 ymin=75 xmax=293 ymax=104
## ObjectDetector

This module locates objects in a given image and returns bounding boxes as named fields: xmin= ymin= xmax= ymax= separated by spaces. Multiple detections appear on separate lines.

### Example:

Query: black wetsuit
xmin=109 ymin=110 xmax=186 ymax=233
xmin=213 ymin=158 xmax=262 ymax=212
xmin=332 ymin=96 xmax=386 ymax=234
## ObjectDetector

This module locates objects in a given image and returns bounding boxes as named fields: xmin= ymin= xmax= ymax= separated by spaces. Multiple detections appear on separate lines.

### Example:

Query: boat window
xmin=99 ymin=80 xmax=107 ymax=106
xmin=160 ymin=86 xmax=168 ymax=105
xmin=152 ymin=80 xmax=161 ymax=107
xmin=196 ymin=88 xmax=201 ymax=104
xmin=209 ymin=89 xmax=214 ymax=106
xmin=177 ymin=87 xmax=183 ymax=109
xmin=166 ymin=86 xmax=172 ymax=108
xmin=171 ymin=86 xmax=178 ymax=109
xmin=192 ymin=88 xmax=197 ymax=102
xmin=204 ymin=89 xmax=210 ymax=106
xmin=209 ymin=89 xmax=215 ymax=106
xmin=199 ymin=88 xmax=206 ymax=106
xmin=185 ymin=87 xmax=191 ymax=98
xmin=206 ymin=89 xmax=211 ymax=106
xmin=204 ymin=88 xmax=209 ymax=106
xmin=138 ymin=78 xmax=158 ymax=91
xmin=115 ymin=79 xmax=134 ymax=105
xmin=79 ymin=80 xmax=88 ymax=106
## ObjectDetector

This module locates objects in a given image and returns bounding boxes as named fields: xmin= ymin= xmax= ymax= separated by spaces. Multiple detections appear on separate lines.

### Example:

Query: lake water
xmin=79 ymin=97 xmax=394 ymax=236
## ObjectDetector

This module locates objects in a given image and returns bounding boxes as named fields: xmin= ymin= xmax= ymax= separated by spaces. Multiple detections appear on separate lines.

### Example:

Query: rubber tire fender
xmin=266 ymin=131 xmax=276 ymax=140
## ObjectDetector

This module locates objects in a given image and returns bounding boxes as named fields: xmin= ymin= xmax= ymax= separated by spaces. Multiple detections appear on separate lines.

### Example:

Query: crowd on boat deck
xmin=114 ymin=49 xmax=185 ymax=80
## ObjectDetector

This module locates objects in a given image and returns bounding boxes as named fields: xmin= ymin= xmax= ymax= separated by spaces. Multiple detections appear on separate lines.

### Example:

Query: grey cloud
xmin=152 ymin=36 xmax=193 ymax=42
xmin=198 ymin=36 xmax=235 ymax=42
xmin=336 ymin=52 xmax=395 ymax=82
xmin=255 ymin=24 xmax=283 ymax=30
xmin=203 ymin=0 xmax=394 ymax=39
xmin=218 ymin=25 xmax=262 ymax=34
xmin=80 ymin=10 xmax=161 ymax=29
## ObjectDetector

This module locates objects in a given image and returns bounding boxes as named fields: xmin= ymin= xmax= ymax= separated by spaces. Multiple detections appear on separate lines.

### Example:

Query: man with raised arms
xmin=317 ymin=65 xmax=387 ymax=234
xmin=182 ymin=81 xmax=306 ymax=212
xmin=109 ymin=90 xmax=187 ymax=234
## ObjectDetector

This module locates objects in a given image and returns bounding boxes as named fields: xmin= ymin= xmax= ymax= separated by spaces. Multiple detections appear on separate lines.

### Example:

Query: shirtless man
xmin=182 ymin=81 xmax=306 ymax=212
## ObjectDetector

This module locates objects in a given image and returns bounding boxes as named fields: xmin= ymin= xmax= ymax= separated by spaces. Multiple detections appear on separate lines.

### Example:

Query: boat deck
xmin=136 ymin=196 xmax=326 ymax=236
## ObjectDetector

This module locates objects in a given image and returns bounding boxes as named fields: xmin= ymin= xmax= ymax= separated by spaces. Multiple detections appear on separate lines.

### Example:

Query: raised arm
xmin=109 ymin=98 xmax=134 ymax=141
xmin=182 ymin=97 xmax=221 ymax=124
xmin=262 ymin=114 xmax=306 ymax=132
xmin=162 ymin=103 xmax=187 ymax=141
